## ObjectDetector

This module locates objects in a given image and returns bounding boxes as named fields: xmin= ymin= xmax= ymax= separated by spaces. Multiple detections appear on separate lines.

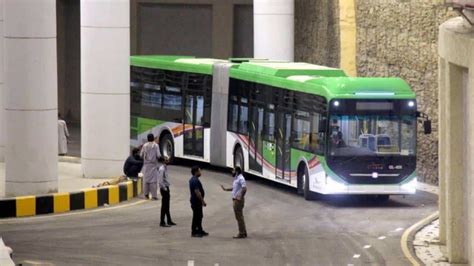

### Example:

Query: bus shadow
xmin=172 ymin=159 xmax=429 ymax=208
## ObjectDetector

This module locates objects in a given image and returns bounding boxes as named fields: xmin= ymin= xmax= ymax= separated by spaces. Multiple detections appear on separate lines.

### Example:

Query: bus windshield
xmin=328 ymin=115 xmax=416 ymax=157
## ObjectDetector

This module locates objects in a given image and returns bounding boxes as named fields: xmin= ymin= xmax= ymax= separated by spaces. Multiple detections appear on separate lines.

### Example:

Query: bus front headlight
xmin=401 ymin=178 xmax=417 ymax=193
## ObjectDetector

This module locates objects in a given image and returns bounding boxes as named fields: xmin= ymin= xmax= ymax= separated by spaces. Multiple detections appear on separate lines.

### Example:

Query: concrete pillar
xmin=438 ymin=16 xmax=474 ymax=263
xmin=467 ymin=63 xmax=474 ymax=264
xmin=4 ymin=0 xmax=58 ymax=196
xmin=444 ymin=62 xmax=466 ymax=263
xmin=254 ymin=0 xmax=294 ymax=61
xmin=437 ymin=57 xmax=447 ymax=245
xmin=81 ymin=0 xmax=130 ymax=178
xmin=0 ymin=0 xmax=4 ymax=162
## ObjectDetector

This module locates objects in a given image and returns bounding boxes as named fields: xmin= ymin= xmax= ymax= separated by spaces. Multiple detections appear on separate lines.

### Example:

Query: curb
xmin=401 ymin=211 xmax=439 ymax=266
xmin=0 ymin=178 xmax=142 ymax=219
xmin=58 ymin=156 xmax=81 ymax=164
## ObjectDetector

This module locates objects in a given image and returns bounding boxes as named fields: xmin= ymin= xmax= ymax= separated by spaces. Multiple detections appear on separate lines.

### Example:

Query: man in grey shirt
xmin=158 ymin=156 xmax=176 ymax=227
xmin=221 ymin=166 xmax=247 ymax=238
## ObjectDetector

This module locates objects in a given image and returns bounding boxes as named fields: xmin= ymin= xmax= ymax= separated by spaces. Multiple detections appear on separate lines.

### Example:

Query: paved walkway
xmin=0 ymin=160 xmax=110 ymax=198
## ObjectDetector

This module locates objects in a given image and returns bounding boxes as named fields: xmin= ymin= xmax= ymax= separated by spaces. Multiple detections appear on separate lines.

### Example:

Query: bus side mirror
xmin=417 ymin=111 xmax=432 ymax=135
xmin=423 ymin=120 xmax=432 ymax=135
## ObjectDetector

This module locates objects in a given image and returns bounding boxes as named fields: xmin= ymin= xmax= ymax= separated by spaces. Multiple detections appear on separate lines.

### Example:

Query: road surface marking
xmin=400 ymin=211 xmax=438 ymax=266
xmin=188 ymin=260 xmax=194 ymax=266
xmin=353 ymin=254 xmax=360 ymax=258
xmin=395 ymin=227 xmax=404 ymax=232
xmin=363 ymin=245 xmax=371 ymax=249
xmin=378 ymin=236 xmax=386 ymax=240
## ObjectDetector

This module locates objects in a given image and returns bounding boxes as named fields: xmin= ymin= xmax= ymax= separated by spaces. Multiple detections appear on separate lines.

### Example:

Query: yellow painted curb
xmin=83 ymin=188 xmax=98 ymax=209
xmin=401 ymin=211 xmax=439 ymax=266
xmin=16 ymin=196 xmax=36 ymax=217
xmin=108 ymin=185 xmax=119 ymax=205
xmin=53 ymin=193 xmax=70 ymax=213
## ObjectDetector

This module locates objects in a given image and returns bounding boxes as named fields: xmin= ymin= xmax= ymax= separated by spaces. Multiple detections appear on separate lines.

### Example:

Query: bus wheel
xmin=302 ymin=167 xmax=312 ymax=200
xmin=160 ymin=133 xmax=175 ymax=163
xmin=234 ymin=146 xmax=244 ymax=171
xmin=297 ymin=164 xmax=305 ymax=195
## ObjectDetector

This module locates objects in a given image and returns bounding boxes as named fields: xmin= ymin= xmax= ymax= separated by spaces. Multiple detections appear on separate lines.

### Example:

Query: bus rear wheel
xmin=160 ymin=133 xmax=175 ymax=163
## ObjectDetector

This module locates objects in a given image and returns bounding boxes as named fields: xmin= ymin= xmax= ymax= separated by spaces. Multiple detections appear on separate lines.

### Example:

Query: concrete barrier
xmin=0 ymin=178 xmax=142 ymax=218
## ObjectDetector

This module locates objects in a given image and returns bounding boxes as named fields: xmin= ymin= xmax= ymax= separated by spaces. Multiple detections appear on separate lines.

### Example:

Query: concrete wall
xmin=354 ymin=0 xmax=456 ymax=184
xmin=295 ymin=0 xmax=340 ymax=67
xmin=130 ymin=0 xmax=254 ymax=58
xmin=438 ymin=16 xmax=474 ymax=265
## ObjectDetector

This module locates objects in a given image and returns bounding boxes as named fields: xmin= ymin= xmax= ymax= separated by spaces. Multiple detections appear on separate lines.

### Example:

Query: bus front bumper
xmin=316 ymin=177 xmax=418 ymax=195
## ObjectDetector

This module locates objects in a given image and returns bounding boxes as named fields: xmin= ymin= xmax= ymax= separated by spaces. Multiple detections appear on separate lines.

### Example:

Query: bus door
xmin=249 ymin=106 xmax=264 ymax=173
xmin=275 ymin=112 xmax=292 ymax=183
xmin=183 ymin=92 xmax=204 ymax=157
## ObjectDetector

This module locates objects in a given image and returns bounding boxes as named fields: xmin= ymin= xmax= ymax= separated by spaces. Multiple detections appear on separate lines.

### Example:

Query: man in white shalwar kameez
xmin=58 ymin=114 xmax=70 ymax=155
xmin=140 ymin=133 xmax=161 ymax=199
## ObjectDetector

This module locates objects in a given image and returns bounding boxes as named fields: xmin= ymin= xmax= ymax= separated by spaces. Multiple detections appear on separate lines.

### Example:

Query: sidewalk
xmin=0 ymin=159 xmax=109 ymax=198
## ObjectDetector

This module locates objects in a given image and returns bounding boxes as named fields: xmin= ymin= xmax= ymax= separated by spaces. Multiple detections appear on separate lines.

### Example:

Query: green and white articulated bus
xmin=130 ymin=55 xmax=430 ymax=200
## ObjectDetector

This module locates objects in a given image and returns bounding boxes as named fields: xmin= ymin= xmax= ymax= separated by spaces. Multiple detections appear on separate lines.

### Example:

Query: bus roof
xmin=130 ymin=55 xmax=416 ymax=100
xmin=130 ymin=55 xmax=227 ymax=75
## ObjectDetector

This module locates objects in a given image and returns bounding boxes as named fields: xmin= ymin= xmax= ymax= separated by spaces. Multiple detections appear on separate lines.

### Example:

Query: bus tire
xmin=160 ymin=133 xmax=175 ymax=163
xmin=300 ymin=166 xmax=320 ymax=201
xmin=297 ymin=164 xmax=306 ymax=195
xmin=233 ymin=146 xmax=244 ymax=171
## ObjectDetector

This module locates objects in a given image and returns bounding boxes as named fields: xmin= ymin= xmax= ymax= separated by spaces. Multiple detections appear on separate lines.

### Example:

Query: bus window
xmin=163 ymin=92 xmax=182 ymax=111
xmin=293 ymin=111 xmax=310 ymax=151
xmin=264 ymin=108 xmax=275 ymax=141
xmin=228 ymin=96 xmax=239 ymax=132
xmin=239 ymin=97 xmax=249 ymax=134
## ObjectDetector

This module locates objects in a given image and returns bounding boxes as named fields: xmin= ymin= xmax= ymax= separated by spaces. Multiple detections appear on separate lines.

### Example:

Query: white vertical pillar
xmin=254 ymin=0 xmax=294 ymax=61
xmin=4 ymin=0 xmax=58 ymax=196
xmin=0 ymin=0 xmax=5 ymax=162
xmin=81 ymin=0 xmax=130 ymax=178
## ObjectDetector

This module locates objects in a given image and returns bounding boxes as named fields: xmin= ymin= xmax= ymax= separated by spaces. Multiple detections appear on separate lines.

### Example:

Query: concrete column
xmin=254 ymin=0 xmax=294 ymax=61
xmin=445 ymin=62 xmax=466 ymax=263
xmin=4 ymin=0 xmax=58 ymax=196
xmin=0 ymin=0 xmax=4 ymax=162
xmin=467 ymin=63 xmax=474 ymax=264
xmin=81 ymin=0 xmax=130 ymax=178
xmin=437 ymin=57 xmax=447 ymax=244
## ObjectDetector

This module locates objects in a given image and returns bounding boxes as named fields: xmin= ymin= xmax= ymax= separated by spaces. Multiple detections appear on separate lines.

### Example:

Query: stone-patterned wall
xmin=295 ymin=0 xmax=340 ymax=67
xmin=355 ymin=0 xmax=457 ymax=185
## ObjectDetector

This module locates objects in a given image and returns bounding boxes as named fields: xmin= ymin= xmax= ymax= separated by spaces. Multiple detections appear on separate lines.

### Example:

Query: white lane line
xmin=353 ymin=254 xmax=361 ymax=258
xmin=395 ymin=227 xmax=404 ymax=232
xmin=378 ymin=236 xmax=386 ymax=240
xmin=188 ymin=260 xmax=194 ymax=266
xmin=363 ymin=245 xmax=371 ymax=249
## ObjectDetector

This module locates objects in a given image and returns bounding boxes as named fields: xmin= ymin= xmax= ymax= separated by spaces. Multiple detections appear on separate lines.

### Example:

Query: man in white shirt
xmin=158 ymin=156 xmax=176 ymax=227
xmin=221 ymin=166 xmax=247 ymax=239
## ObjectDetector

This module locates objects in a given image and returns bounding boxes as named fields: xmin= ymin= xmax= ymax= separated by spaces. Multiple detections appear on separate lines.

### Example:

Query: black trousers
xmin=160 ymin=187 xmax=172 ymax=224
xmin=191 ymin=203 xmax=203 ymax=234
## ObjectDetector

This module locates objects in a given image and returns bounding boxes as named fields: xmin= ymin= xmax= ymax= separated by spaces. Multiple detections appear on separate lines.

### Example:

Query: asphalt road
xmin=0 ymin=163 xmax=438 ymax=266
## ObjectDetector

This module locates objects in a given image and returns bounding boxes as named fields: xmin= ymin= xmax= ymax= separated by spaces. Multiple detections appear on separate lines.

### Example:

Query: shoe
xmin=160 ymin=223 xmax=170 ymax=227
xmin=199 ymin=231 xmax=209 ymax=236
xmin=168 ymin=222 xmax=177 ymax=226
xmin=191 ymin=233 xmax=203 ymax=238
xmin=233 ymin=234 xmax=247 ymax=239
xmin=152 ymin=197 xmax=159 ymax=200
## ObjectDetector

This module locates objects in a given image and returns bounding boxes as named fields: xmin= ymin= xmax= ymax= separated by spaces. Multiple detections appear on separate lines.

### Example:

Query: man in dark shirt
xmin=123 ymin=148 xmax=143 ymax=179
xmin=189 ymin=166 xmax=208 ymax=237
